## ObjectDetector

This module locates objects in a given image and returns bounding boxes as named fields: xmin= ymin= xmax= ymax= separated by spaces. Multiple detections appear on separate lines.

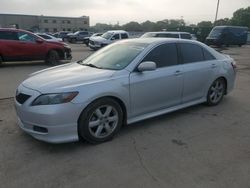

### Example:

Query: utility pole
xmin=214 ymin=0 xmax=220 ymax=23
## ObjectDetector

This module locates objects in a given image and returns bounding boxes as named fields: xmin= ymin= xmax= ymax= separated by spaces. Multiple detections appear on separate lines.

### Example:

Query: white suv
xmin=141 ymin=32 xmax=193 ymax=40
xmin=89 ymin=30 xmax=129 ymax=50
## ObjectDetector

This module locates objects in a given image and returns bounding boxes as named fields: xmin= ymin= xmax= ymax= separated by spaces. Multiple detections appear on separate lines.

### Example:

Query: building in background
xmin=0 ymin=13 xmax=89 ymax=33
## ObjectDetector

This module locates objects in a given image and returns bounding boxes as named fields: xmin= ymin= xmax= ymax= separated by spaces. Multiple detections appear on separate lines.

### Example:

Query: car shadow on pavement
xmin=0 ymin=61 xmax=48 ymax=68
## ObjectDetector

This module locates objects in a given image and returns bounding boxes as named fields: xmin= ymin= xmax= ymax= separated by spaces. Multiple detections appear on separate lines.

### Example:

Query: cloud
xmin=0 ymin=0 xmax=249 ymax=25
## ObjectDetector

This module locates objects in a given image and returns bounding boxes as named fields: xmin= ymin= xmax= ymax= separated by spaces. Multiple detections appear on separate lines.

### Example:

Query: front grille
xmin=16 ymin=93 xmax=31 ymax=104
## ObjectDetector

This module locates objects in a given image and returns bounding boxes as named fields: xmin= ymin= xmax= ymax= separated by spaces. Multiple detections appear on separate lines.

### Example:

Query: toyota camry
xmin=15 ymin=38 xmax=236 ymax=143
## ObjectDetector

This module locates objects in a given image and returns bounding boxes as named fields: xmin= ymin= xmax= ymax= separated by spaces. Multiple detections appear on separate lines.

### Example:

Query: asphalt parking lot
xmin=0 ymin=44 xmax=250 ymax=188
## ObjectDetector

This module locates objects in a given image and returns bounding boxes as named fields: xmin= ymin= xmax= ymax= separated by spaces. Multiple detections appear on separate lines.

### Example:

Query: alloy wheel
xmin=88 ymin=105 xmax=119 ymax=139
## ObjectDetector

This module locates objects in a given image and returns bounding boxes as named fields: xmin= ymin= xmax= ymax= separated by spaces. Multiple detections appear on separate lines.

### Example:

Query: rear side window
xmin=80 ymin=32 xmax=88 ymax=35
xmin=203 ymin=48 xmax=216 ymax=60
xmin=121 ymin=33 xmax=128 ymax=39
xmin=180 ymin=33 xmax=191 ymax=39
xmin=142 ymin=43 xmax=178 ymax=68
xmin=156 ymin=33 xmax=179 ymax=38
xmin=0 ymin=31 xmax=18 ymax=40
xmin=179 ymin=43 xmax=204 ymax=63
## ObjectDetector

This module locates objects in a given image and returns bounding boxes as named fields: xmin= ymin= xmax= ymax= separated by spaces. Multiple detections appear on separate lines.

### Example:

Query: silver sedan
xmin=15 ymin=38 xmax=236 ymax=143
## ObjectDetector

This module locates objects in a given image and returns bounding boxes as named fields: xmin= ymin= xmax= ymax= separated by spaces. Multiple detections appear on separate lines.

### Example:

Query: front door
xmin=129 ymin=43 xmax=183 ymax=117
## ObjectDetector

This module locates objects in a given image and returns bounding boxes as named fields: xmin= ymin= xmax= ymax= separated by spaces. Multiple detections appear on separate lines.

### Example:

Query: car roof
xmin=106 ymin=30 xmax=128 ymax=34
xmin=124 ymin=37 xmax=193 ymax=44
xmin=145 ymin=31 xmax=191 ymax=34
xmin=0 ymin=28 xmax=33 ymax=33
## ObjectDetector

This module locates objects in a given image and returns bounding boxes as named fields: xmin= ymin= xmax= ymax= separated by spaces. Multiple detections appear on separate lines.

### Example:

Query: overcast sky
xmin=1 ymin=0 xmax=249 ymax=25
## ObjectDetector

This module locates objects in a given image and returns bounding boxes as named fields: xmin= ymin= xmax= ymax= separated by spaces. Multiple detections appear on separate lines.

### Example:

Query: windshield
xmin=79 ymin=42 xmax=148 ymax=70
xmin=209 ymin=28 xmax=224 ymax=38
xmin=101 ymin=32 xmax=113 ymax=39
xmin=74 ymin=31 xmax=80 ymax=35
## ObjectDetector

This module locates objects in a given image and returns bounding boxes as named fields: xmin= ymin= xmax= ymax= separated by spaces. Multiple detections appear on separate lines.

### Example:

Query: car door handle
xmin=174 ymin=70 xmax=182 ymax=76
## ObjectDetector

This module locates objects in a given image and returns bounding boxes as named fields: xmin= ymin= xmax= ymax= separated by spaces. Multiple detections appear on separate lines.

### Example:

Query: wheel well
xmin=47 ymin=49 xmax=64 ymax=59
xmin=78 ymin=96 xmax=127 ymax=126
xmin=218 ymin=76 xmax=228 ymax=94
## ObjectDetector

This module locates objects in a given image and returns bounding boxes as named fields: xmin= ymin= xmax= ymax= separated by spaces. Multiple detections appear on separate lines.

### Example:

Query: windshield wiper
xmin=82 ymin=63 xmax=103 ymax=69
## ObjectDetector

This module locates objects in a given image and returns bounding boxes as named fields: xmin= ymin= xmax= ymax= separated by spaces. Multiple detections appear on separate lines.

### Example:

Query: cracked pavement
xmin=0 ymin=45 xmax=250 ymax=188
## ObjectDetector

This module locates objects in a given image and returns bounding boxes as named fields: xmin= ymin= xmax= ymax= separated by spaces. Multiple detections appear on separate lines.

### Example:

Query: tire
xmin=78 ymin=98 xmax=123 ymax=144
xmin=0 ymin=56 xmax=3 ymax=66
xmin=45 ymin=50 xmax=60 ymax=66
xmin=206 ymin=78 xmax=226 ymax=106
xmin=71 ymin=38 xmax=76 ymax=43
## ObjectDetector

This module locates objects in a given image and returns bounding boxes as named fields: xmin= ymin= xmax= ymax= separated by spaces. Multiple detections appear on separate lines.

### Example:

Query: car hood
xmin=22 ymin=62 xmax=116 ymax=93
xmin=90 ymin=36 xmax=108 ymax=43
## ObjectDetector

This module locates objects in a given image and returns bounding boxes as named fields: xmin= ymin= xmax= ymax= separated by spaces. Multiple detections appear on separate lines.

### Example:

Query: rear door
xmin=178 ymin=42 xmax=217 ymax=103
xmin=129 ymin=43 xmax=183 ymax=117
xmin=0 ymin=30 xmax=20 ymax=60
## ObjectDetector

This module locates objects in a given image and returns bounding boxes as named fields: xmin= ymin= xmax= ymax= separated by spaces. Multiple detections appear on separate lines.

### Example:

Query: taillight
xmin=231 ymin=61 xmax=237 ymax=72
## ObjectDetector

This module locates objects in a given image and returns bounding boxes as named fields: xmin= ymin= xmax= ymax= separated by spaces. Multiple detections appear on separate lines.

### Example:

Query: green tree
xmin=123 ymin=21 xmax=142 ymax=31
xmin=141 ymin=20 xmax=156 ymax=31
xmin=231 ymin=7 xmax=250 ymax=28
xmin=214 ymin=18 xmax=230 ymax=26
xmin=197 ymin=21 xmax=213 ymax=28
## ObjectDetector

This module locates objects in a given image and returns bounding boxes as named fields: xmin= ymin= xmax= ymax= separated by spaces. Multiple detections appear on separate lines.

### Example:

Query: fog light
xmin=33 ymin=126 xmax=48 ymax=133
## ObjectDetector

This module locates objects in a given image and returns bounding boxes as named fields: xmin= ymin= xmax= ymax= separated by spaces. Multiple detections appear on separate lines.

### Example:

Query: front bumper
xmin=15 ymin=84 xmax=86 ymax=143
xmin=63 ymin=48 xmax=72 ymax=60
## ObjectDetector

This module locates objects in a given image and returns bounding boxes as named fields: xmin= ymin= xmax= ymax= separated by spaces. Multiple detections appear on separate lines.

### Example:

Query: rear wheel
xmin=45 ymin=50 xmax=60 ymax=66
xmin=78 ymin=98 xmax=123 ymax=144
xmin=207 ymin=78 xmax=226 ymax=106
xmin=71 ymin=38 xmax=76 ymax=43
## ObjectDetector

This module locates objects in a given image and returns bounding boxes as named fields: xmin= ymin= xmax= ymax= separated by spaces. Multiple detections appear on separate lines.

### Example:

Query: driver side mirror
xmin=137 ymin=61 xmax=156 ymax=72
xmin=36 ymin=38 xmax=44 ymax=43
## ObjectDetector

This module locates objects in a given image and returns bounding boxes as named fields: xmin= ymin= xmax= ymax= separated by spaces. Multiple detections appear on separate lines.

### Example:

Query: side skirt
xmin=127 ymin=98 xmax=206 ymax=124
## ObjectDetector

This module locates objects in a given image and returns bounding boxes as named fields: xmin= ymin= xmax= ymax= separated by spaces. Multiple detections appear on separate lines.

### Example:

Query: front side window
xmin=0 ymin=31 xmax=18 ymax=40
xmin=112 ymin=34 xmax=120 ymax=40
xmin=179 ymin=43 xmax=204 ymax=64
xmin=203 ymin=48 xmax=216 ymax=61
xmin=142 ymin=43 xmax=178 ymax=68
xmin=18 ymin=32 xmax=36 ymax=42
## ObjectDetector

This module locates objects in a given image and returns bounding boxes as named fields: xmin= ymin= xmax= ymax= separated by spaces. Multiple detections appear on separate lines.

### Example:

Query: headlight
xmin=32 ymin=92 xmax=78 ymax=106
xmin=63 ymin=43 xmax=71 ymax=49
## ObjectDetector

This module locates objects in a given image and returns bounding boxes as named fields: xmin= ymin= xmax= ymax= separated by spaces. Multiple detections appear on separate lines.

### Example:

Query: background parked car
xmin=83 ymin=33 xmax=103 ymax=46
xmin=89 ymin=30 xmax=129 ymax=50
xmin=0 ymin=28 xmax=72 ymax=66
xmin=36 ymin=33 xmax=63 ymax=42
xmin=141 ymin=32 xmax=193 ymax=39
xmin=205 ymin=26 xmax=248 ymax=47
xmin=67 ymin=31 xmax=92 ymax=43
xmin=53 ymin=31 xmax=71 ymax=41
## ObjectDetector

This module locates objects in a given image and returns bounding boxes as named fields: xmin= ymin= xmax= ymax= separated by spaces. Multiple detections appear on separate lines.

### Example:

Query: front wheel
xmin=206 ymin=78 xmax=226 ymax=106
xmin=78 ymin=98 xmax=123 ymax=144
xmin=0 ymin=56 xmax=3 ymax=66
xmin=45 ymin=50 xmax=60 ymax=66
